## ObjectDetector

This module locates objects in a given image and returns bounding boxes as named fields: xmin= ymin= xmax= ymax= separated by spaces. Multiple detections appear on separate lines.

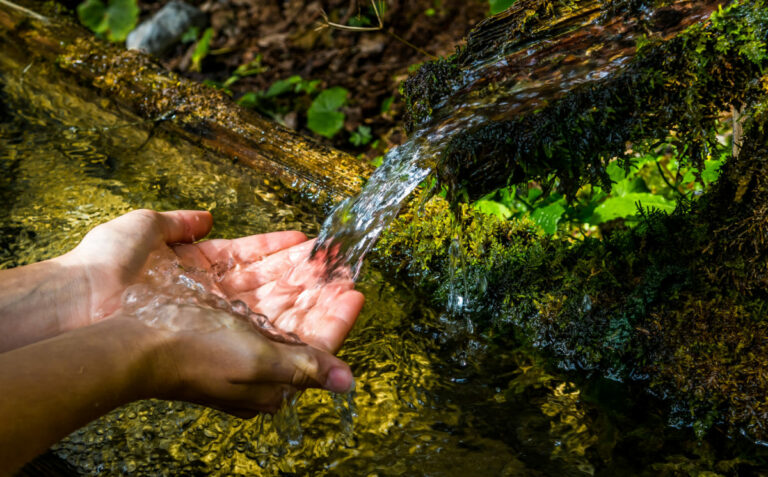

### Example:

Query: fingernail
xmin=325 ymin=367 xmax=354 ymax=394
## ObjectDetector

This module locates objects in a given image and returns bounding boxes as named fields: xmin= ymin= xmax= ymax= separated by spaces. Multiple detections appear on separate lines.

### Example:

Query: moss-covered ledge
xmin=375 ymin=98 xmax=768 ymax=440
xmin=403 ymin=0 xmax=765 ymax=204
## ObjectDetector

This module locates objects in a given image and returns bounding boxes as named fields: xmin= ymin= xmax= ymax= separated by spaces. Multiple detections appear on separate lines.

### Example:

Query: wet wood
xmin=0 ymin=0 xmax=373 ymax=207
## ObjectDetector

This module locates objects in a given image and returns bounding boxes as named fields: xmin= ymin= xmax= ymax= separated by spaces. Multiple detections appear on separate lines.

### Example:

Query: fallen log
xmin=0 ymin=0 xmax=372 ymax=208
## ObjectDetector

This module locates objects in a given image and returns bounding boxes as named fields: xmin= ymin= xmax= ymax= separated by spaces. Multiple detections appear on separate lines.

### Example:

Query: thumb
xmin=280 ymin=344 xmax=355 ymax=394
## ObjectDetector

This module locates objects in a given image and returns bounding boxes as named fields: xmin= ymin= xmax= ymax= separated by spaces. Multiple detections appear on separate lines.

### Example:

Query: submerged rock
xmin=126 ymin=1 xmax=206 ymax=56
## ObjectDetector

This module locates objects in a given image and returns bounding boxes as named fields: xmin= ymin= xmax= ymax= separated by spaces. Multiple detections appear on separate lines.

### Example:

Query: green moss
xmin=403 ymin=0 xmax=768 ymax=204
xmin=377 ymin=103 xmax=768 ymax=440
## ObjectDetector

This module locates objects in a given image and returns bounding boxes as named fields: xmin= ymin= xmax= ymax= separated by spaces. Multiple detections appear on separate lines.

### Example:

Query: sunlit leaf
xmin=190 ymin=28 xmax=214 ymax=72
xmin=307 ymin=87 xmax=348 ymax=138
xmin=591 ymin=193 xmax=675 ymax=223
xmin=530 ymin=201 xmax=566 ymax=235
xmin=474 ymin=200 xmax=513 ymax=219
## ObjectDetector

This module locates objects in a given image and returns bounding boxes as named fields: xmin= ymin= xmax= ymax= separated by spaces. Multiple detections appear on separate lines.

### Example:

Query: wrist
xmin=49 ymin=252 xmax=93 ymax=331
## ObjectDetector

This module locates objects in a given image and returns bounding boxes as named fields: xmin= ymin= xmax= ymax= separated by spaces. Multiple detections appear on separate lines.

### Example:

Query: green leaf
xmin=701 ymin=157 xmax=725 ymax=184
xmin=190 ymin=28 xmax=214 ymax=73
xmin=591 ymin=193 xmax=675 ymax=223
xmin=489 ymin=0 xmax=516 ymax=15
xmin=181 ymin=26 xmax=199 ymax=43
xmin=237 ymin=92 xmax=261 ymax=109
xmin=78 ymin=0 xmax=138 ymax=42
xmin=105 ymin=0 xmax=139 ymax=41
xmin=380 ymin=96 xmax=395 ymax=114
xmin=350 ymin=126 xmax=373 ymax=147
xmin=265 ymin=76 xmax=302 ymax=98
xmin=530 ymin=202 xmax=566 ymax=235
xmin=77 ymin=0 xmax=107 ymax=32
xmin=612 ymin=176 xmax=650 ymax=196
xmin=474 ymin=200 xmax=513 ymax=219
xmin=307 ymin=87 xmax=348 ymax=138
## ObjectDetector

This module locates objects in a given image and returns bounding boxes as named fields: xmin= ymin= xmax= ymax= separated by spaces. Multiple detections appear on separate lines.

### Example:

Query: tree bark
xmin=0 ymin=0 xmax=373 ymax=208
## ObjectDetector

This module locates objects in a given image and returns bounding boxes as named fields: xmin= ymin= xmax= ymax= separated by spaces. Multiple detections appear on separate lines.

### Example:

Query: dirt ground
xmin=138 ymin=0 xmax=489 ymax=156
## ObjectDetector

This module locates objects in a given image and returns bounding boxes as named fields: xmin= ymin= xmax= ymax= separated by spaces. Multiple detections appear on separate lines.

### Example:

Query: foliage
xmin=472 ymin=142 xmax=726 ymax=235
xmin=307 ymin=86 xmax=349 ymax=138
xmin=221 ymin=56 xmax=268 ymax=88
xmin=190 ymin=27 xmax=214 ymax=73
xmin=404 ymin=0 xmax=768 ymax=207
xmin=77 ymin=0 xmax=138 ymax=42
xmin=350 ymin=126 xmax=373 ymax=146
xmin=489 ymin=0 xmax=517 ymax=15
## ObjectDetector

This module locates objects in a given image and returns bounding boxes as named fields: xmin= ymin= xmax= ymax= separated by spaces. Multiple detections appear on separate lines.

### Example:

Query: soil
xmin=137 ymin=0 xmax=489 ymax=157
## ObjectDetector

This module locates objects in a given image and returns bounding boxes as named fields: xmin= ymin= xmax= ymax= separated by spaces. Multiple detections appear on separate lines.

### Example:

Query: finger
xmin=238 ymin=341 xmax=354 ymax=394
xmin=157 ymin=210 xmax=213 ymax=244
xmin=195 ymin=231 xmax=309 ymax=265
xmin=299 ymin=290 xmax=365 ymax=353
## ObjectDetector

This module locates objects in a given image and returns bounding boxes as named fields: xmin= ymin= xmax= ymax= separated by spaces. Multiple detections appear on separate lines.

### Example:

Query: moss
xmin=403 ymin=0 xmax=768 ymax=204
xmin=377 ymin=102 xmax=768 ymax=440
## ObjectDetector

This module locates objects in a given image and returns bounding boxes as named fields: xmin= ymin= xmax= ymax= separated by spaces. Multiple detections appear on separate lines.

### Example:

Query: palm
xmin=73 ymin=210 xmax=363 ymax=353
xmin=174 ymin=235 xmax=363 ymax=353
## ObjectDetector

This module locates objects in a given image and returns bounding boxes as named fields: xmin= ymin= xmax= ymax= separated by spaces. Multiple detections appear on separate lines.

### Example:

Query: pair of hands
xmin=62 ymin=209 xmax=364 ymax=416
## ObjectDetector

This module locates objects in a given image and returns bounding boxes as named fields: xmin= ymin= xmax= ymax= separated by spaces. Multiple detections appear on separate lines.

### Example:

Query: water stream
xmin=5 ymin=1 xmax=768 ymax=474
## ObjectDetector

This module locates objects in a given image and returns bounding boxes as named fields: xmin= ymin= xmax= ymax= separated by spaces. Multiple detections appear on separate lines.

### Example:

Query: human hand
xmin=139 ymin=307 xmax=355 ymax=417
xmin=64 ymin=209 xmax=364 ymax=354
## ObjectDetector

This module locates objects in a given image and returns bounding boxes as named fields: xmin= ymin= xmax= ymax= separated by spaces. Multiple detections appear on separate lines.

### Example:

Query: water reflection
xmin=3 ymin=43 xmax=768 ymax=477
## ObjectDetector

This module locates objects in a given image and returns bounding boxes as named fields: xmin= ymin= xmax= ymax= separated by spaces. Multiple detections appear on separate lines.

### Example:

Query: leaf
xmin=307 ymin=87 xmax=348 ymax=138
xmin=380 ymin=96 xmax=394 ymax=113
xmin=265 ymin=76 xmax=302 ymax=98
xmin=77 ymin=0 xmax=138 ymax=42
xmin=190 ymin=28 xmax=214 ymax=73
xmin=474 ymin=200 xmax=513 ymax=219
xmin=530 ymin=202 xmax=566 ymax=235
xmin=237 ymin=92 xmax=260 ymax=109
xmin=701 ymin=157 xmax=725 ymax=184
xmin=181 ymin=26 xmax=199 ymax=43
xmin=105 ymin=0 xmax=139 ymax=41
xmin=350 ymin=126 xmax=373 ymax=147
xmin=489 ymin=0 xmax=517 ymax=15
xmin=591 ymin=193 xmax=675 ymax=224
xmin=77 ymin=0 xmax=107 ymax=32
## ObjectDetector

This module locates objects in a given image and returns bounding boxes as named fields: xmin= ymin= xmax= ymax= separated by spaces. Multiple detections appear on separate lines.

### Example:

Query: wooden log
xmin=0 ymin=0 xmax=373 ymax=208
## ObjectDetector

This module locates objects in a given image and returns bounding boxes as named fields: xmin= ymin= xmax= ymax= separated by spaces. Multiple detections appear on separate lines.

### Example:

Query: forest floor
xmin=138 ymin=0 xmax=489 ymax=160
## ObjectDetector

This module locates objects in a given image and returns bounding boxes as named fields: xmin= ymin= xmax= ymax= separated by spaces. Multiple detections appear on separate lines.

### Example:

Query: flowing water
xmin=4 ymin=54 xmax=768 ymax=477
xmin=4 ymin=2 xmax=768 ymax=475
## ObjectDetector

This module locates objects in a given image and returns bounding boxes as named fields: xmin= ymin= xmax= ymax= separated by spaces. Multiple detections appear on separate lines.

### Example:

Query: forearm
xmin=0 ymin=317 xmax=165 ymax=473
xmin=0 ymin=253 xmax=89 ymax=352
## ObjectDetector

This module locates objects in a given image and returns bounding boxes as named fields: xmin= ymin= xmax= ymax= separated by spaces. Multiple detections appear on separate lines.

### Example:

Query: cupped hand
xmin=66 ymin=209 xmax=365 ymax=354
xmin=141 ymin=305 xmax=355 ymax=418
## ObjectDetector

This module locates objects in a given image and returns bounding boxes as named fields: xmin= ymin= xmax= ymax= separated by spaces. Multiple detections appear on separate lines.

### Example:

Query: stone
xmin=126 ymin=1 xmax=206 ymax=56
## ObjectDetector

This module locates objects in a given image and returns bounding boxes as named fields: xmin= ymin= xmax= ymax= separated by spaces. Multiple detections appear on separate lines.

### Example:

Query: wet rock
xmin=126 ymin=1 xmax=206 ymax=56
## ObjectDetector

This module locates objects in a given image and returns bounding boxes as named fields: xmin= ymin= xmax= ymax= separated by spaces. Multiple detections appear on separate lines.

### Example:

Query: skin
xmin=0 ymin=209 xmax=365 ymax=474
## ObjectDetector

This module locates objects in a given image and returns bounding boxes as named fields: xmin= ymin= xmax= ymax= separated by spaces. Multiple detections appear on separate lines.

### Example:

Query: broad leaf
xmin=77 ymin=0 xmax=138 ymax=42
xmin=591 ymin=193 xmax=675 ymax=223
xmin=307 ymin=87 xmax=348 ymax=138
xmin=474 ymin=200 xmax=513 ymax=220
xmin=530 ymin=202 xmax=566 ymax=235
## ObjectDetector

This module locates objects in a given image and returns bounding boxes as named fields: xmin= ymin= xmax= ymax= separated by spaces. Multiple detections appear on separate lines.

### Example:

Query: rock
xmin=126 ymin=1 xmax=206 ymax=56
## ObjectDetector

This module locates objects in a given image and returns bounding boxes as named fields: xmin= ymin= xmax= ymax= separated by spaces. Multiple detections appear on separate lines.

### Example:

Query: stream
xmin=3 ymin=0 xmax=768 ymax=474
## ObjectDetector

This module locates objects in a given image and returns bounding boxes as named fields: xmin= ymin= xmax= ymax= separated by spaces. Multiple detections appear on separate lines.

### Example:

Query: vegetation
xmin=381 ymin=0 xmax=768 ymax=442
